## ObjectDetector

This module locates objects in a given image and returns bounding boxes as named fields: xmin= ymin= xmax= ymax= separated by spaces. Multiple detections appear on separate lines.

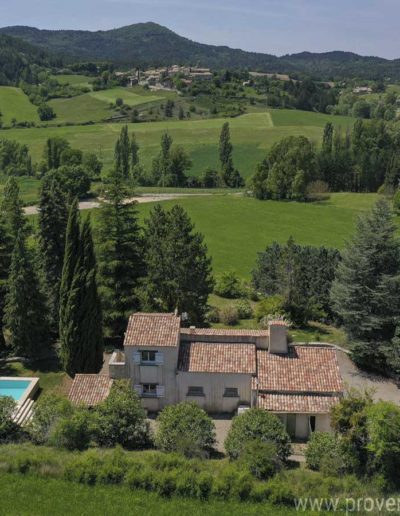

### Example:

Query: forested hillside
xmin=0 ymin=34 xmax=57 ymax=85
xmin=1 ymin=23 xmax=400 ymax=80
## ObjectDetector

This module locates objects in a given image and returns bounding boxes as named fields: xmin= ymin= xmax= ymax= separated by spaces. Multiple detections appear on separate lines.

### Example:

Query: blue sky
xmin=1 ymin=0 xmax=398 ymax=59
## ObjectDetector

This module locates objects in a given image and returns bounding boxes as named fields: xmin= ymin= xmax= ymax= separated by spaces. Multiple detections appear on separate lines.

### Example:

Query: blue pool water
xmin=0 ymin=380 xmax=30 ymax=401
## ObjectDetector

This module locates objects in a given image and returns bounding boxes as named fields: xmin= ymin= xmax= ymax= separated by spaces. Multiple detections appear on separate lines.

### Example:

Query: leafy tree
xmin=218 ymin=122 xmax=244 ymax=187
xmin=48 ymin=166 xmax=91 ymax=198
xmin=37 ymin=174 xmax=68 ymax=332
xmin=238 ymin=440 xmax=282 ymax=480
xmin=60 ymin=148 xmax=83 ymax=167
xmin=151 ymin=132 xmax=173 ymax=186
xmin=142 ymin=204 xmax=214 ymax=324
xmin=97 ymin=167 xmax=143 ymax=338
xmin=167 ymin=146 xmax=192 ymax=187
xmin=201 ymin=167 xmax=220 ymax=188
xmin=51 ymin=407 xmax=94 ymax=451
xmin=0 ymin=177 xmax=26 ymax=240
xmin=59 ymin=200 xmax=103 ymax=376
xmin=0 ymin=139 xmax=32 ymax=176
xmin=155 ymin=402 xmax=216 ymax=458
xmin=130 ymin=133 xmax=139 ymax=169
xmin=305 ymin=432 xmax=342 ymax=472
xmin=94 ymin=380 xmax=150 ymax=449
xmin=38 ymin=103 xmax=56 ymax=121
xmin=28 ymin=393 xmax=73 ymax=445
xmin=83 ymin=152 xmax=103 ymax=179
xmin=214 ymin=270 xmax=244 ymax=298
xmin=331 ymin=199 xmax=400 ymax=372
xmin=43 ymin=137 xmax=70 ymax=170
xmin=3 ymin=231 xmax=51 ymax=357
xmin=224 ymin=408 xmax=291 ymax=463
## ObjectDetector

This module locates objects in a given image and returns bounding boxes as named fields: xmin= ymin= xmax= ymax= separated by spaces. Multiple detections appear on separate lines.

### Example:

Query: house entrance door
xmin=287 ymin=414 xmax=296 ymax=438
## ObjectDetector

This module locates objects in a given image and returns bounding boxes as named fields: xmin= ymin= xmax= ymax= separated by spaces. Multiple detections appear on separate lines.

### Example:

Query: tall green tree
xmin=219 ymin=122 xmax=243 ymax=187
xmin=142 ymin=204 xmax=214 ymax=324
xmin=43 ymin=137 xmax=70 ymax=170
xmin=1 ymin=177 xmax=26 ymax=240
xmin=37 ymin=174 xmax=68 ymax=333
xmin=130 ymin=133 xmax=139 ymax=169
xmin=331 ymin=199 xmax=400 ymax=372
xmin=59 ymin=200 xmax=103 ymax=376
xmin=0 ymin=215 xmax=12 ymax=351
xmin=114 ymin=125 xmax=130 ymax=179
xmin=97 ymin=166 xmax=143 ymax=338
xmin=3 ymin=231 xmax=51 ymax=357
xmin=151 ymin=132 xmax=173 ymax=186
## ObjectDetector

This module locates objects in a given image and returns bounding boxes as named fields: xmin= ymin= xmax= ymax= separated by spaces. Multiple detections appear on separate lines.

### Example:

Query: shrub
xmin=93 ymin=380 xmax=150 ymax=449
xmin=393 ymin=190 xmax=400 ymax=214
xmin=196 ymin=472 xmax=213 ymax=500
xmin=235 ymin=299 xmax=253 ymax=319
xmin=51 ymin=408 xmax=94 ymax=451
xmin=265 ymin=475 xmax=295 ymax=505
xmin=206 ymin=306 xmax=220 ymax=323
xmin=214 ymin=271 xmax=244 ymax=298
xmin=256 ymin=295 xmax=285 ymax=321
xmin=0 ymin=397 xmax=20 ymax=443
xmin=238 ymin=439 xmax=281 ymax=479
xmin=155 ymin=471 xmax=177 ymax=498
xmin=155 ymin=402 xmax=216 ymax=458
xmin=305 ymin=432 xmax=340 ymax=471
xmin=225 ymin=408 xmax=291 ymax=463
xmin=175 ymin=471 xmax=198 ymax=498
xmin=28 ymin=393 xmax=73 ymax=445
xmin=219 ymin=306 xmax=239 ymax=326
xmin=64 ymin=451 xmax=102 ymax=485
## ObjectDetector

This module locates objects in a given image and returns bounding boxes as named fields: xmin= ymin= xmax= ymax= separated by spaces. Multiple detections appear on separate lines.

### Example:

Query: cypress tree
xmin=59 ymin=201 xmax=103 ymax=376
xmin=130 ymin=133 xmax=139 ymax=169
xmin=37 ymin=174 xmax=68 ymax=332
xmin=331 ymin=199 xmax=400 ymax=372
xmin=3 ymin=232 xmax=51 ymax=357
xmin=143 ymin=204 xmax=214 ymax=324
xmin=1 ymin=177 xmax=26 ymax=240
xmin=218 ymin=122 xmax=244 ymax=188
xmin=97 ymin=167 xmax=143 ymax=338
xmin=114 ymin=125 xmax=130 ymax=178
xmin=0 ymin=215 xmax=12 ymax=351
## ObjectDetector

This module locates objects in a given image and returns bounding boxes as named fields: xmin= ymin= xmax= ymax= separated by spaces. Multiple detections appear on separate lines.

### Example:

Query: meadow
xmin=0 ymin=86 xmax=40 ymax=125
xmin=89 ymin=87 xmax=165 ymax=107
xmin=0 ymin=473 xmax=299 ymax=515
xmin=2 ymin=108 xmax=355 ymax=177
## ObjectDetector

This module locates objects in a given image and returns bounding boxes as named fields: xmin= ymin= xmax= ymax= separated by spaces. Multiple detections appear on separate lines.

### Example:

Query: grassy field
xmin=0 ymin=473 xmax=299 ymax=516
xmin=2 ymin=109 xmax=355 ymax=177
xmin=49 ymin=94 xmax=112 ymax=124
xmin=50 ymin=74 xmax=93 ymax=87
xmin=89 ymin=87 xmax=165 ymax=107
xmin=0 ymin=175 xmax=41 ymax=205
xmin=0 ymin=86 xmax=40 ymax=125
xmin=133 ymin=193 xmax=379 ymax=278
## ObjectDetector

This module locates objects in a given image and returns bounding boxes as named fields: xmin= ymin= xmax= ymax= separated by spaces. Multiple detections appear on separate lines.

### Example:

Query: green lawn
xmin=133 ymin=193 xmax=379 ymax=278
xmin=0 ymin=86 xmax=40 ymax=125
xmin=3 ymin=109 xmax=354 ymax=177
xmin=0 ymin=473 xmax=298 ymax=516
xmin=89 ymin=87 xmax=165 ymax=107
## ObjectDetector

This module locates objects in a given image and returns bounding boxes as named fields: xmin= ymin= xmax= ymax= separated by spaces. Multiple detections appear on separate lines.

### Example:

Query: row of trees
xmin=252 ymin=119 xmax=400 ymax=200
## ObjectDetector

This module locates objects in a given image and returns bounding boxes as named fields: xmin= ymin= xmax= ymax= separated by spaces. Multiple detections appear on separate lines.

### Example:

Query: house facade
xmin=101 ymin=312 xmax=344 ymax=440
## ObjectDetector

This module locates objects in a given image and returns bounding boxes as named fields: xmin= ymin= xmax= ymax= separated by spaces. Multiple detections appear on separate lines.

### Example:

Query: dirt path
xmin=24 ymin=193 xmax=215 ymax=216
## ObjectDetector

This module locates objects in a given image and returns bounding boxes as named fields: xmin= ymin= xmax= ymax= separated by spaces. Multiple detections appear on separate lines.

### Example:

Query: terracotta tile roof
xmin=68 ymin=374 xmax=113 ymax=406
xmin=124 ymin=313 xmax=181 ymax=347
xmin=255 ymin=346 xmax=343 ymax=394
xmin=178 ymin=342 xmax=256 ymax=374
xmin=180 ymin=328 xmax=268 ymax=337
xmin=258 ymin=393 xmax=340 ymax=413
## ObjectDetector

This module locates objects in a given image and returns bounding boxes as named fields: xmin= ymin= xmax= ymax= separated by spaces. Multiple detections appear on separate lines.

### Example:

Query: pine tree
xmin=0 ymin=215 xmax=12 ymax=351
xmin=97 ymin=166 xmax=143 ymax=337
xmin=114 ymin=125 xmax=130 ymax=178
xmin=59 ymin=201 xmax=104 ymax=376
xmin=37 ymin=174 xmax=68 ymax=333
xmin=331 ymin=199 xmax=400 ymax=372
xmin=1 ymin=177 xmax=26 ymax=240
xmin=142 ymin=205 xmax=214 ymax=324
xmin=3 ymin=232 xmax=51 ymax=357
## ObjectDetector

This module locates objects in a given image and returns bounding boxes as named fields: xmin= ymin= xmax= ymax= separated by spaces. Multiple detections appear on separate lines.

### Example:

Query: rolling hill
xmin=1 ymin=22 xmax=400 ymax=80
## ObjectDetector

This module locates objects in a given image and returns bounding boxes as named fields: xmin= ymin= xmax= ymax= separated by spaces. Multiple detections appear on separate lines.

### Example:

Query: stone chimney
xmin=268 ymin=320 xmax=288 ymax=354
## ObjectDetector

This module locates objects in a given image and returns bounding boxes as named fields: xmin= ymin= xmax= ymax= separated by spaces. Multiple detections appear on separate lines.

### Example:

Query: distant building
xmin=353 ymin=86 xmax=373 ymax=94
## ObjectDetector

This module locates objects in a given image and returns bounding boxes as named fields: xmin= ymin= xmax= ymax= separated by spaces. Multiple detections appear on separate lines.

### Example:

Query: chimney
xmin=268 ymin=320 xmax=288 ymax=354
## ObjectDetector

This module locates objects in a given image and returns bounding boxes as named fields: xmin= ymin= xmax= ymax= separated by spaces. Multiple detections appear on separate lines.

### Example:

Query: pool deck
xmin=0 ymin=376 xmax=40 ymax=406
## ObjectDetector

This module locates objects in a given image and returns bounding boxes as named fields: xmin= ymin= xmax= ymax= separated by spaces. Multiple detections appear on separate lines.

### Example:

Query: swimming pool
xmin=0 ymin=377 xmax=39 ymax=404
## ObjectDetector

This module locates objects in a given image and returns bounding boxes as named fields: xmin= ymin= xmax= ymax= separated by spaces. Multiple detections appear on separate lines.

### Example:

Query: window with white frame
xmin=141 ymin=350 xmax=156 ymax=363
xmin=142 ymin=383 xmax=158 ymax=397
xmin=187 ymin=386 xmax=205 ymax=397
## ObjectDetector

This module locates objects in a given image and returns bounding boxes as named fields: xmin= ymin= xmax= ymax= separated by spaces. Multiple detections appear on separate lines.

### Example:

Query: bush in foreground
xmin=0 ymin=397 xmax=20 ymax=442
xmin=155 ymin=402 xmax=216 ymax=458
xmin=224 ymin=408 xmax=291 ymax=462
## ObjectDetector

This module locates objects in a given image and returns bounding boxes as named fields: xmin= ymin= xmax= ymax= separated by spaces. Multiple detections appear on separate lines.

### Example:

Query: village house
xmin=70 ymin=313 xmax=343 ymax=440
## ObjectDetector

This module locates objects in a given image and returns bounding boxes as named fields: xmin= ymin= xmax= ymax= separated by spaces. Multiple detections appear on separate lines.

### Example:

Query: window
xmin=224 ymin=387 xmax=239 ymax=398
xmin=187 ymin=386 xmax=205 ymax=397
xmin=309 ymin=415 xmax=316 ymax=433
xmin=142 ymin=383 xmax=157 ymax=397
xmin=141 ymin=350 xmax=156 ymax=363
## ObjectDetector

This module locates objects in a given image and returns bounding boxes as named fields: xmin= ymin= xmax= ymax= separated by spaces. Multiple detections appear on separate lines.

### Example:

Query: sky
xmin=0 ymin=0 xmax=399 ymax=59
